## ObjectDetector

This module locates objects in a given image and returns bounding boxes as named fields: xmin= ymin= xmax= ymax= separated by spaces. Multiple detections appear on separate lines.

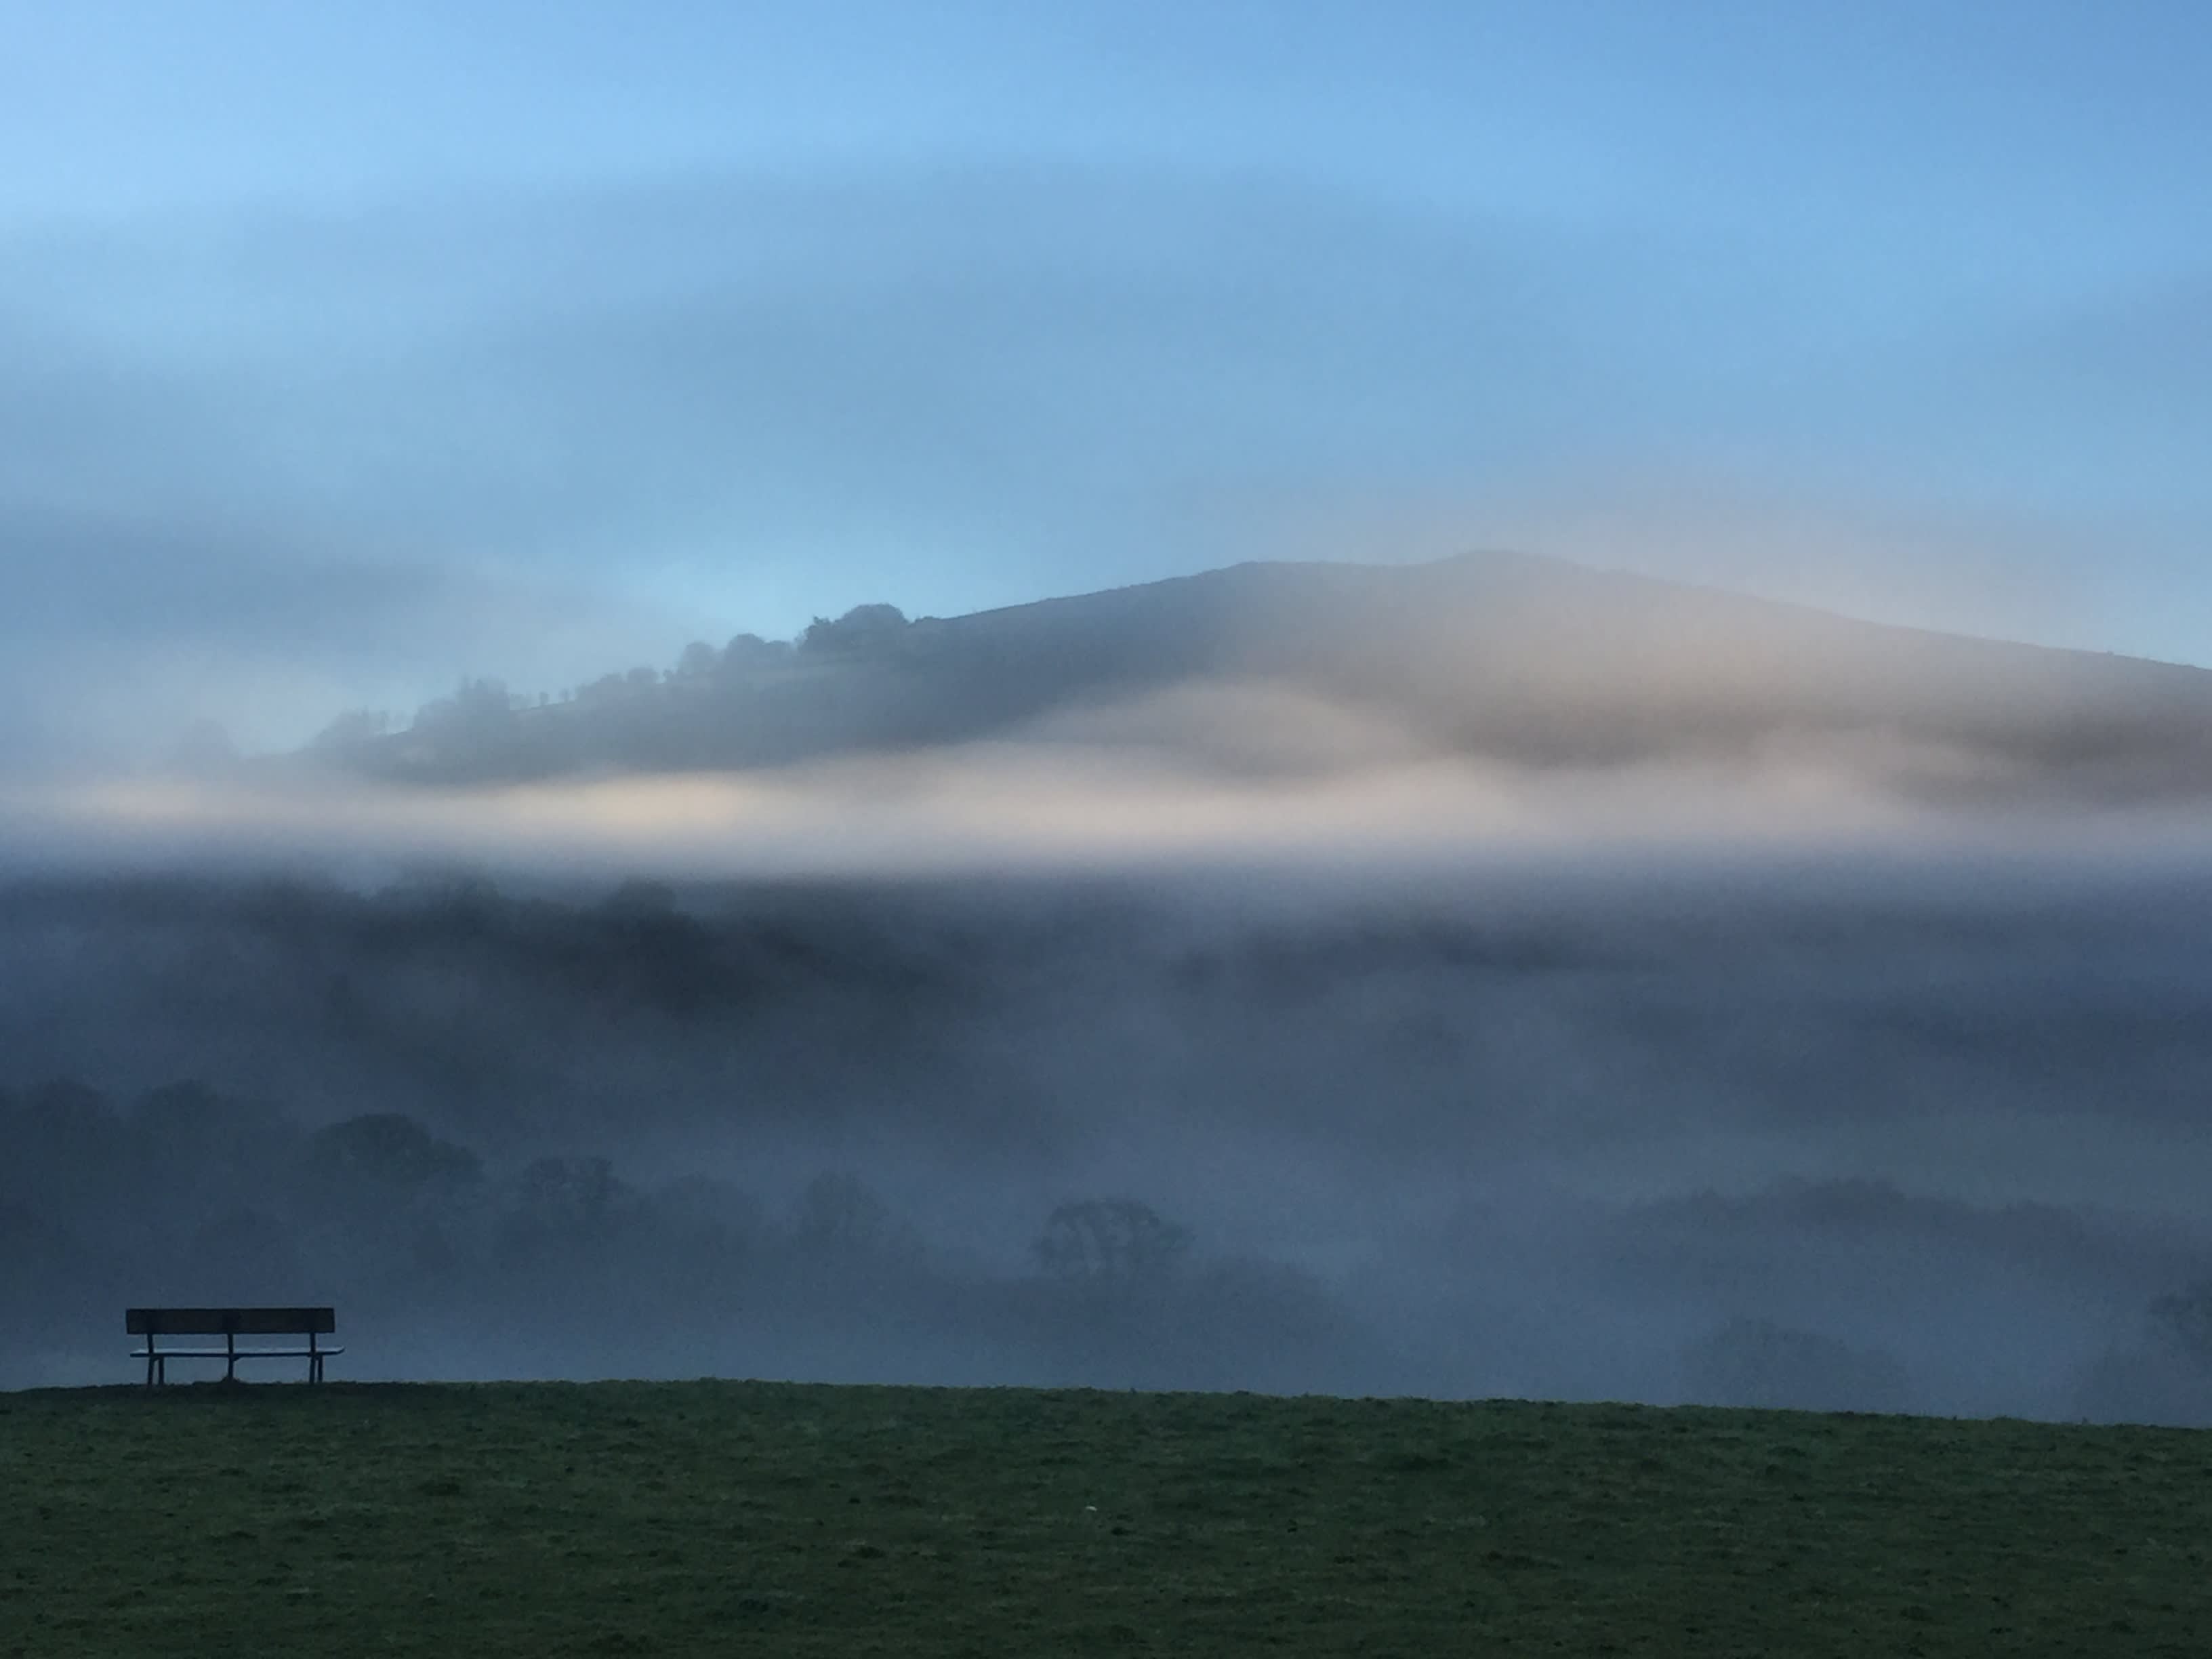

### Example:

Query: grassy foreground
xmin=3 ymin=1381 xmax=2209 ymax=1657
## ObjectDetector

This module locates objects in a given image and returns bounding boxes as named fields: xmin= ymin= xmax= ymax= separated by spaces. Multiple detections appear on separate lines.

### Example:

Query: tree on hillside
xmin=1034 ymin=1200 xmax=1191 ymax=1288
xmin=306 ymin=1112 xmax=483 ymax=1193
xmin=412 ymin=676 xmax=516 ymax=733
xmin=512 ymin=1155 xmax=637 ymax=1240
xmin=2150 ymin=1281 xmax=2212 ymax=1361
xmin=312 ymin=708 xmax=392 ymax=749
xmin=790 ymin=1172 xmax=917 ymax=1265
xmin=574 ymin=672 xmax=635 ymax=707
xmin=721 ymin=633 xmax=792 ymax=671
xmin=800 ymin=603 xmax=908 ymax=656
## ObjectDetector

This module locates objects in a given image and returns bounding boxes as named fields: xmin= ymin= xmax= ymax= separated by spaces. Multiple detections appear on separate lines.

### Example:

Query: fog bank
xmin=5 ymin=859 xmax=2211 ymax=1425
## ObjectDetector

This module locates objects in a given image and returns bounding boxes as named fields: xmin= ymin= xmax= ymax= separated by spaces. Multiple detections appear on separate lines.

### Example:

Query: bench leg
xmin=308 ymin=1330 xmax=322 ymax=1385
xmin=225 ymin=1330 xmax=237 ymax=1383
xmin=145 ymin=1345 xmax=157 ymax=1389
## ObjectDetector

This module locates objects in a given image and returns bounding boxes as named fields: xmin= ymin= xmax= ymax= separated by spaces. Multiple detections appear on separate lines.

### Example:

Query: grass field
xmin=3 ymin=1380 xmax=2209 ymax=1656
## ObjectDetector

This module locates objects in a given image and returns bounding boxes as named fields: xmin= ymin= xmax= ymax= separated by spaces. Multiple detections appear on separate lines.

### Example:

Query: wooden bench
xmin=126 ymin=1307 xmax=342 ymax=1386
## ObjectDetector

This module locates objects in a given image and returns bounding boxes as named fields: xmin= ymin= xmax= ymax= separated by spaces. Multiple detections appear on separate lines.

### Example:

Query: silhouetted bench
xmin=126 ymin=1307 xmax=342 ymax=1386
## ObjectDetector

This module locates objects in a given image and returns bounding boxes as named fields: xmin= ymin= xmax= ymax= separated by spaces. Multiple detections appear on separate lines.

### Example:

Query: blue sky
xmin=1 ymin=0 xmax=2208 ymax=762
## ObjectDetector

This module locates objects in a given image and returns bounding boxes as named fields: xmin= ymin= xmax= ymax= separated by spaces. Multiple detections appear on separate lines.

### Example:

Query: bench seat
xmin=126 ymin=1307 xmax=342 ymax=1385
xmin=131 ymin=1345 xmax=346 ymax=1360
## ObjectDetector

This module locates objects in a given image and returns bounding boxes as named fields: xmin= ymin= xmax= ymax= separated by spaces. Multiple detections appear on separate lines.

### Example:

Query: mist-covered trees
xmin=310 ymin=603 xmax=930 ymax=782
xmin=28 ymin=865 xmax=2212 ymax=1410
xmin=0 ymin=1072 xmax=1351 ymax=1394
xmin=501 ymin=1156 xmax=640 ymax=1258
xmin=2071 ymin=1279 xmax=2212 ymax=1426
xmin=1034 ymin=1200 xmax=1190 ymax=1287
xmin=412 ymin=676 xmax=518 ymax=734
xmin=2149 ymin=1281 xmax=2212 ymax=1361
xmin=19 ymin=1052 xmax=2211 ymax=1414
xmin=311 ymin=708 xmax=392 ymax=750
xmin=308 ymin=1112 xmax=482 ymax=1193
xmin=800 ymin=603 xmax=908 ymax=656
xmin=791 ymin=1172 xmax=912 ymax=1263
xmin=721 ymin=632 xmax=792 ymax=672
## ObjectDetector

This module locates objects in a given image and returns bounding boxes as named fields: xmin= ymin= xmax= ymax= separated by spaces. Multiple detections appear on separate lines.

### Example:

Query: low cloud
xmin=0 ymin=711 xmax=2199 ymax=888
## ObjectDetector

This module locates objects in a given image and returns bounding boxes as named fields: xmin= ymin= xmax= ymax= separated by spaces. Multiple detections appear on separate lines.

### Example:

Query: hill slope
xmin=323 ymin=552 xmax=2212 ymax=804
xmin=7 ymin=1378 xmax=2211 ymax=1656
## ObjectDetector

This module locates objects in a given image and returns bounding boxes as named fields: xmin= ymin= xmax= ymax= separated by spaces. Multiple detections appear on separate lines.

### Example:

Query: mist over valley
xmin=7 ymin=556 xmax=2212 ymax=1425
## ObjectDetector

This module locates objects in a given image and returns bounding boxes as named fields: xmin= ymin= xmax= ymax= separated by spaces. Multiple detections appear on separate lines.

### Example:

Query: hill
xmin=5 ymin=1378 xmax=2209 ymax=1656
xmin=314 ymin=552 xmax=2212 ymax=805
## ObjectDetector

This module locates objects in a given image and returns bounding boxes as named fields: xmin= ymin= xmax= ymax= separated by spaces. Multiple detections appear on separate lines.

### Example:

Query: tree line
xmin=0 ymin=1074 xmax=1348 ymax=1393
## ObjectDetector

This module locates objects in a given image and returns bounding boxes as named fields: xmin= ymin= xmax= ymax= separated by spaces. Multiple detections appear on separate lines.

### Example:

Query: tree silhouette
xmin=1034 ymin=1200 xmax=1191 ymax=1286
xmin=2150 ymin=1282 xmax=2212 ymax=1364
xmin=307 ymin=1112 xmax=483 ymax=1193
xmin=790 ymin=1172 xmax=914 ymax=1261
xmin=513 ymin=1155 xmax=635 ymax=1241
xmin=311 ymin=708 xmax=391 ymax=749
xmin=800 ymin=603 xmax=908 ymax=656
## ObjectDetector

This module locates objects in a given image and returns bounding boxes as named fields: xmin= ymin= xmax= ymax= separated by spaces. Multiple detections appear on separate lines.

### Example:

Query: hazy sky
xmin=3 ymin=1 xmax=2208 ymax=764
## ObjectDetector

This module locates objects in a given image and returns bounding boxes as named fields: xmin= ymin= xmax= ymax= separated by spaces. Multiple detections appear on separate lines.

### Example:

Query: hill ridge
xmin=310 ymin=550 xmax=2212 ymax=803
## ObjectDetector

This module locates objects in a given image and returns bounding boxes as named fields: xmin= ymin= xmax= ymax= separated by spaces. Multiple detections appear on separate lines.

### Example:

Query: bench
xmin=126 ymin=1307 xmax=342 ymax=1386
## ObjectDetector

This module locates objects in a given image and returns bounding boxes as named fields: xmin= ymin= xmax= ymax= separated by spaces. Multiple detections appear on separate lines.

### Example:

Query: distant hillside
xmin=310 ymin=552 xmax=2212 ymax=803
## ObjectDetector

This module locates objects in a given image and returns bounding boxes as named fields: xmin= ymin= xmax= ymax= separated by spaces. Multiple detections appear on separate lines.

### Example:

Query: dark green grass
xmin=3 ymin=1380 xmax=2209 ymax=1656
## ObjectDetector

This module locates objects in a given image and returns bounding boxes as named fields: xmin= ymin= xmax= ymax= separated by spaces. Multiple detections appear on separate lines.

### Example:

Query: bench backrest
xmin=126 ymin=1307 xmax=336 ymax=1336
